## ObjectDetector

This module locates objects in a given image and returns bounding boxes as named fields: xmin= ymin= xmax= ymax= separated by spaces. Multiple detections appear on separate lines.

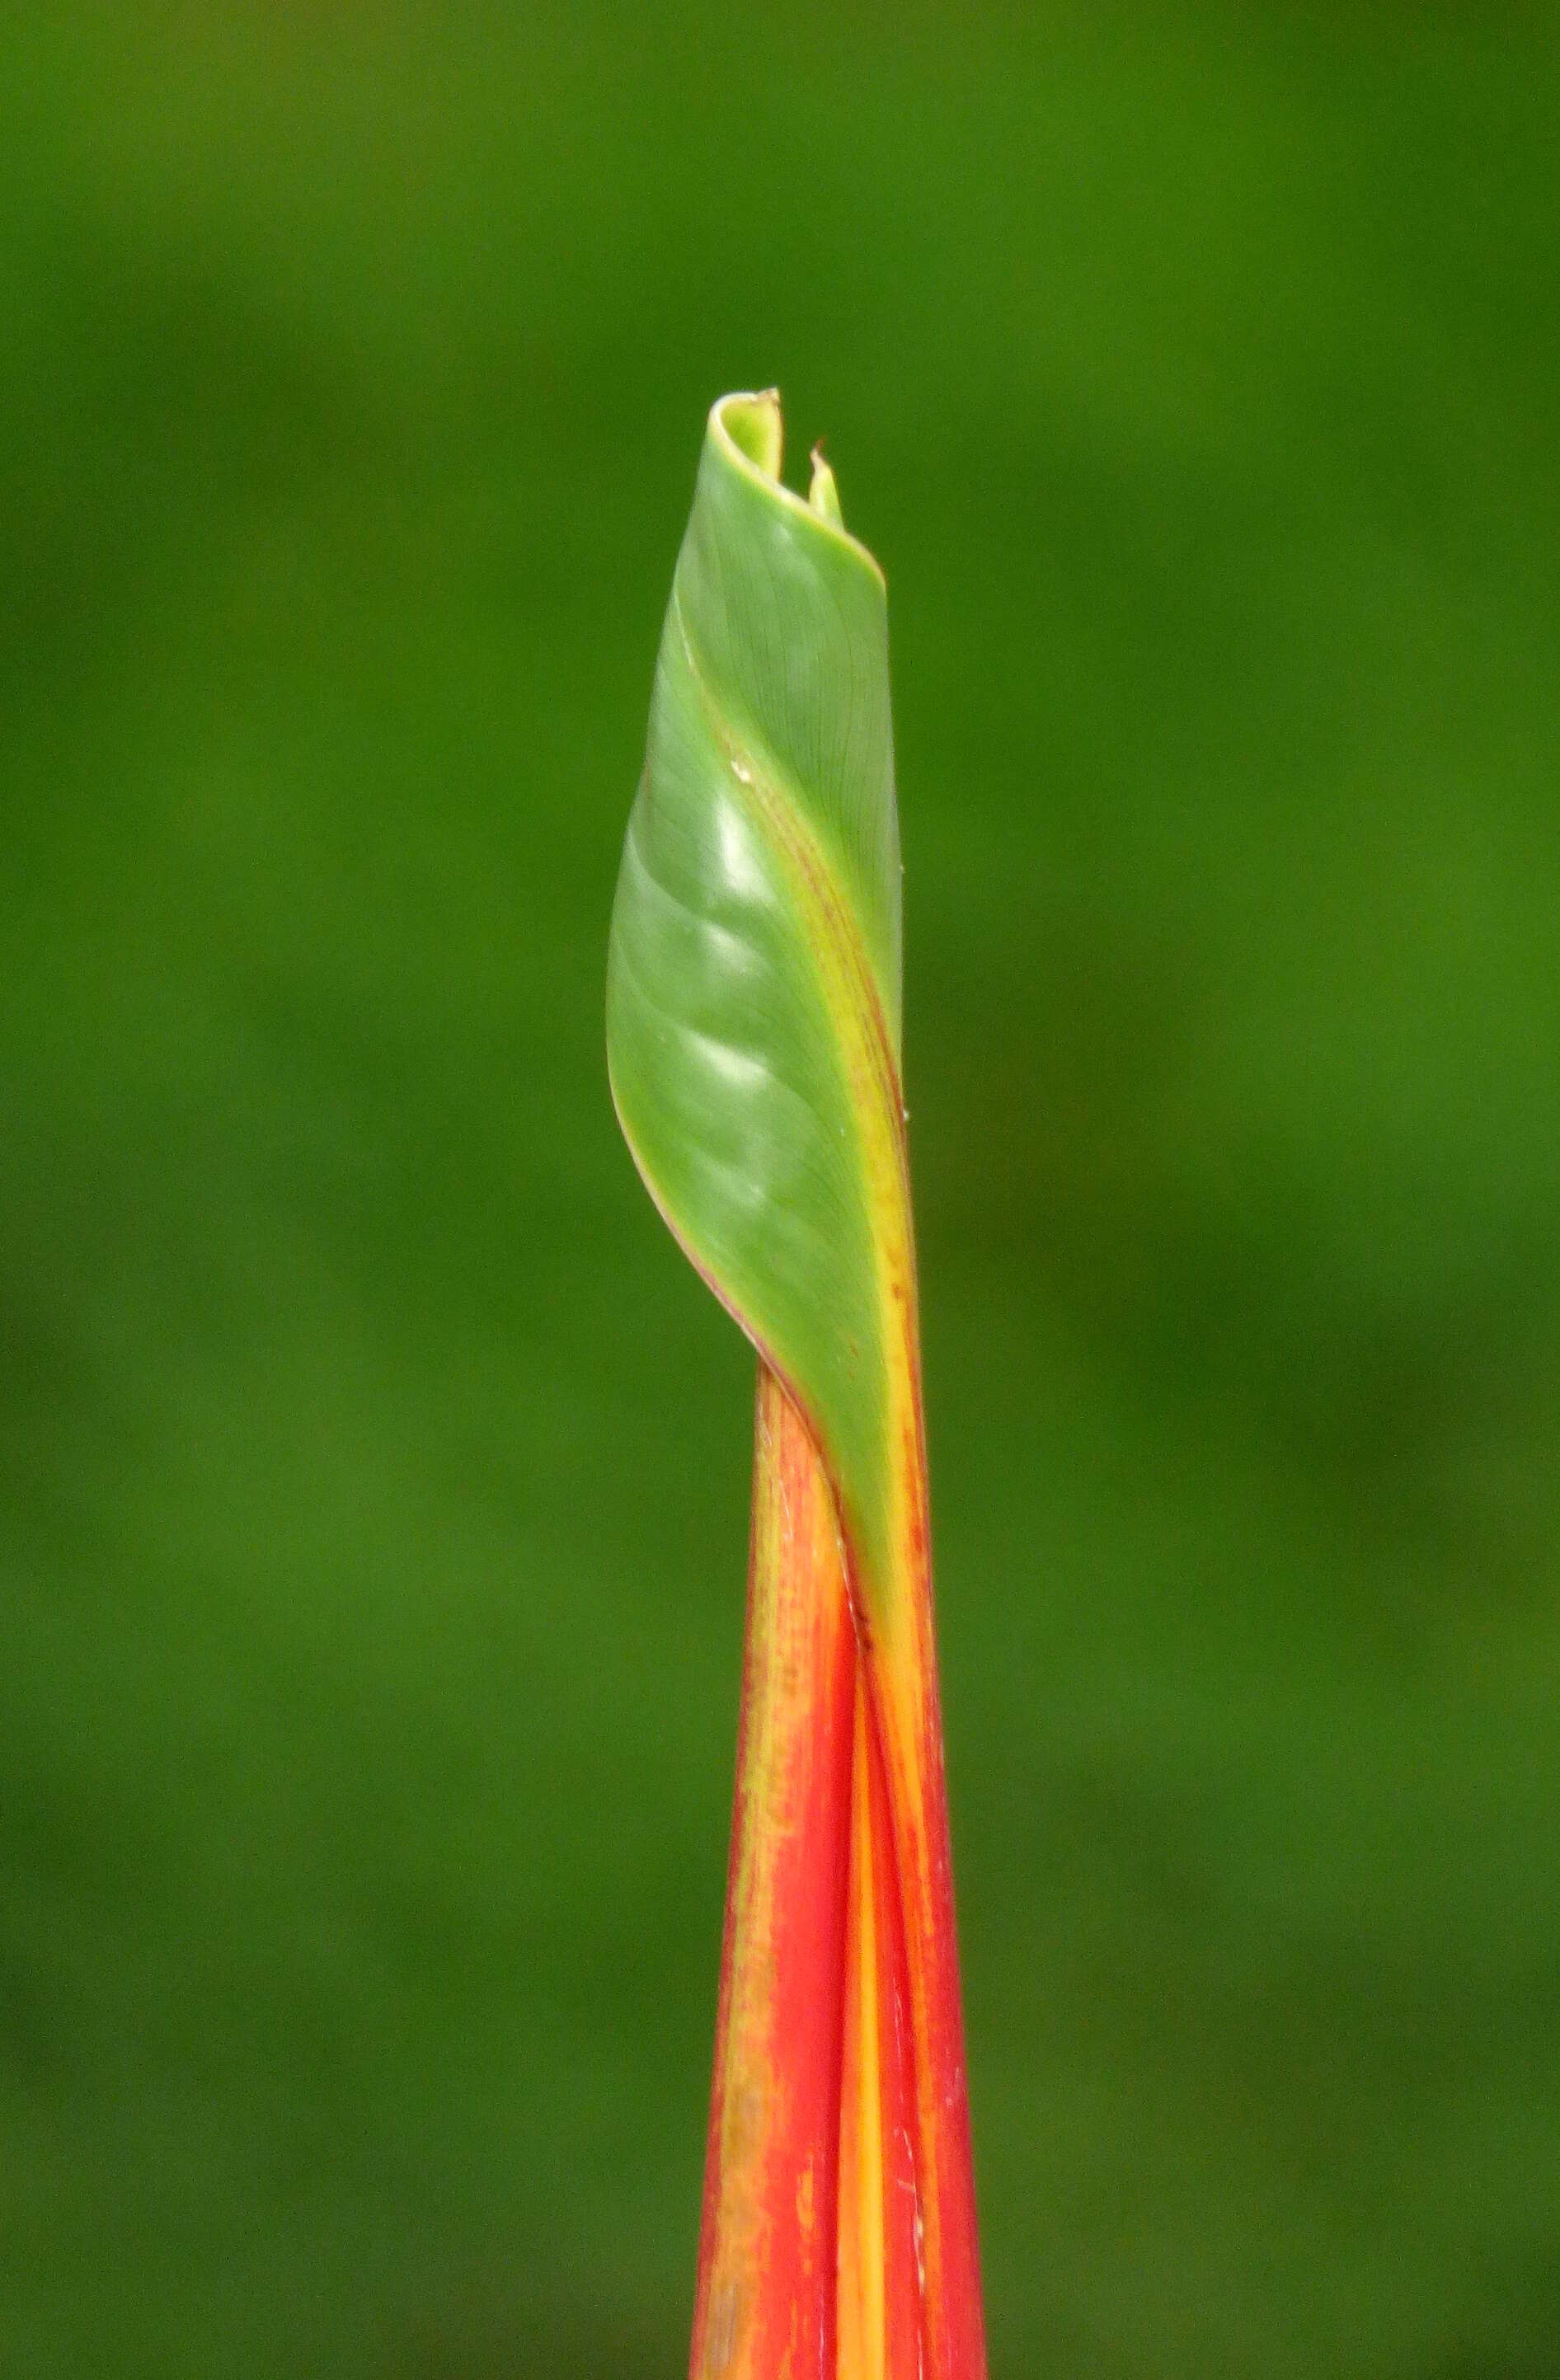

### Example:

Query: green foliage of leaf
xmin=608 ymin=394 xmax=904 ymax=1575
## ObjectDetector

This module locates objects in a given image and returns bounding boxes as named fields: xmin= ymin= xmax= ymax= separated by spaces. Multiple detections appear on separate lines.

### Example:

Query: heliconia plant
xmin=607 ymin=390 xmax=986 ymax=2380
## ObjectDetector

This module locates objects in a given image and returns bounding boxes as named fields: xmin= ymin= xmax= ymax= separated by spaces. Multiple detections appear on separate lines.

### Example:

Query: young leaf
xmin=608 ymin=391 xmax=985 ymax=2380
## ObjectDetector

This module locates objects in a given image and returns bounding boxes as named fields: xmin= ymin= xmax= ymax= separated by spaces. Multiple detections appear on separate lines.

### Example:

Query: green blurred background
xmin=4 ymin=7 xmax=1558 ymax=2375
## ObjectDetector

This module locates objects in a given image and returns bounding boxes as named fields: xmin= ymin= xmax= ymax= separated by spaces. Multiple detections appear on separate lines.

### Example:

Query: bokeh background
xmin=4 ymin=8 xmax=1558 ymax=2376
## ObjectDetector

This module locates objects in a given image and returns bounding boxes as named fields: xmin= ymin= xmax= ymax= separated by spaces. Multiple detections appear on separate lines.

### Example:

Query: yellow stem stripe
xmin=839 ymin=1672 xmax=886 ymax=2380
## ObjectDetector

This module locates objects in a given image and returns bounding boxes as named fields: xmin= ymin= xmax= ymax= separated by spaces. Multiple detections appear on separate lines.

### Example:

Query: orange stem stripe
xmin=690 ymin=1366 xmax=855 ymax=2380
xmin=866 ymin=1370 xmax=986 ymax=2380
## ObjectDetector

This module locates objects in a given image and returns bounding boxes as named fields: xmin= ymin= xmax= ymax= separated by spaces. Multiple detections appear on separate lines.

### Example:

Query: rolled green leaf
xmin=608 ymin=392 xmax=984 ymax=2380
xmin=607 ymin=389 xmax=904 ymax=1602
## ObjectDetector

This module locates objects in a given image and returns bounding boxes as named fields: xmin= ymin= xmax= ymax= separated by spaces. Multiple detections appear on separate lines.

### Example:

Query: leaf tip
xmin=713 ymin=387 xmax=783 ymax=481
xmin=808 ymin=441 xmax=844 ymax=528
